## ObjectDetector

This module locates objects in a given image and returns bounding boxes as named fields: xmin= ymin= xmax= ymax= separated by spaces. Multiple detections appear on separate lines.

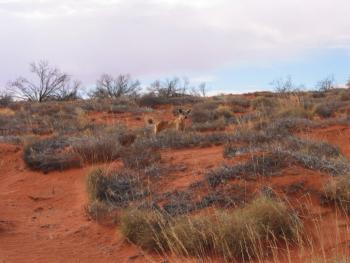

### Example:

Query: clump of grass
xmin=121 ymin=142 xmax=161 ymax=169
xmin=120 ymin=209 xmax=167 ymax=251
xmin=73 ymin=136 xmax=121 ymax=164
xmin=323 ymin=176 xmax=350 ymax=213
xmin=263 ymin=117 xmax=315 ymax=136
xmin=86 ymin=168 xmax=148 ymax=207
xmin=23 ymin=137 xmax=82 ymax=173
xmin=314 ymin=101 xmax=345 ymax=118
xmin=191 ymin=102 xmax=219 ymax=123
xmin=252 ymin=96 xmax=277 ymax=111
xmin=226 ymin=96 xmax=250 ymax=113
xmin=191 ymin=117 xmax=227 ymax=132
xmin=285 ymin=137 xmax=342 ymax=159
xmin=309 ymin=255 xmax=350 ymax=263
xmin=214 ymin=196 xmax=302 ymax=260
xmin=288 ymin=151 xmax=350 ymax=176
xmin=136 ymin=130 xmax=233 ymax=150
xmin=121 ymin=196 xmax=303 ymax=260
xmin=85 ymin=200 xmax=118 ymax=225
xmin=207 ymin=153 xmax=291 ymax=187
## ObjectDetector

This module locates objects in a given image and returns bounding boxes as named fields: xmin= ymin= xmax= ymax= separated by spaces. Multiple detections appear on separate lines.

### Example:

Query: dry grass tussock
xmin=121 ymin=196 xmax=303 ymax=261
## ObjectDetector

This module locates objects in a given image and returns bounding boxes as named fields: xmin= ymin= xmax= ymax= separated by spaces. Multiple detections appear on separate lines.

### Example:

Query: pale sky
xmin=1 ymin=0 xmax=350 ymax=93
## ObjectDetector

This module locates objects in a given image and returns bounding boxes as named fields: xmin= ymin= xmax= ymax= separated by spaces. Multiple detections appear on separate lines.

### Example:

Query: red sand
xmin=1 ymin=115 xmax=350 ymax=262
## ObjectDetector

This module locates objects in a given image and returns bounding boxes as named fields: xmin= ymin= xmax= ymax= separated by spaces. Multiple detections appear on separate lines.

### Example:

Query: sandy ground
xmin=1 ymin=118 xmax=350 ymax=262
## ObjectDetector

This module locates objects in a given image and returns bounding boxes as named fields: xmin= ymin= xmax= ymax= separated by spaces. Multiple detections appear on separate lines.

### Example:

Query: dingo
xmin=146 ymin=108 xmax=191 ymax=134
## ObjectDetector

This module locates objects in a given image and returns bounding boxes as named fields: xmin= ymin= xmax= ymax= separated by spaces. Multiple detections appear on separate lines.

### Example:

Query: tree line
xmin=1 ymin=60 xmax=207 ymax=103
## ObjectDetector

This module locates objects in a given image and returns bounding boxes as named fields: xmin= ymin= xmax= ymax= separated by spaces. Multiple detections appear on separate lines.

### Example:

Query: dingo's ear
xmin=186 ymin=109 xmax=191 ymax=115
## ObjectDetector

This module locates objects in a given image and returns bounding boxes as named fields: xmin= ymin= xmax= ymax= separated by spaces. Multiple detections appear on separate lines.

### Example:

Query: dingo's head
xmin=175 ymin=108 xmax=191 ymax=120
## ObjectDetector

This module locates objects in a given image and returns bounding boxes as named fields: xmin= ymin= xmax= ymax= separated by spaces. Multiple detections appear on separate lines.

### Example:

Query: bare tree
xmin=198 ymin=82 xmax=207 ymax=97
xmin=9 ymin=60 xmax=74 ymax=102
xmin=190 ymin=82 xmax=207 ymax=97
xmin=91 ymin=74 xmax=141 ymax=99
xmin=148 ymin=77 xmax=189 ymax=98
xmin=55 ymin=80 xmax=81 ymax=101
xmin=271 ymin=76 xmax=294 ymax=93
xmin=270 ymin=75 xmax=304 ymax=96
xmin=316 ymin=75 xmax=335 ymax=92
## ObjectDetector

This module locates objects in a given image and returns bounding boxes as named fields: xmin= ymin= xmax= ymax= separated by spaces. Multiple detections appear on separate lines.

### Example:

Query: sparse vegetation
xmin=91 ymin=74 xmax=141 ymax=99
xmin=323 ymin=175 xmax=350 ymax=213
xmin=121 ymin=196 xmax=302 ymax=260
xmin=9 ymin=60 xmax=80 ymax=102
xmin=86 ymin=168 xmax=148 ymax=207
xmin=4 ymin=80 xmax=350 ymax=262
xmin=23 ymin=137 xmax=82 ymax=173
xmin=73 ymin=136 xmax=121 ymax=164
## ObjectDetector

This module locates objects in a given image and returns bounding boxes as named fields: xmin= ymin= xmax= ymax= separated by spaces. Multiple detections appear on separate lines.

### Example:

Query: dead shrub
xmin=323 ymin=176 xmax=350 ymax=213
xmin=86 ymin=168 xmax=148 ymax=207
xmin=207 ymin=153 xmax=291 ymax=187
xmin=314 ymin=101 xmax=345 ymax=118
xmin=85 ymin=200 xmax=118 ymax=225
xmin=23 ymin=137 xmax=82 ymax=173
xmin=121 ymin=142 xmax=161 ymax=169
xmin=73 ymin=136 xmax=121 ymax=164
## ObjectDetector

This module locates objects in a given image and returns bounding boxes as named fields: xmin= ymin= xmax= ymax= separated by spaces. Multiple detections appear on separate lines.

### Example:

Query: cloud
xmin=0 ymin=0 xmax=350 ymax=87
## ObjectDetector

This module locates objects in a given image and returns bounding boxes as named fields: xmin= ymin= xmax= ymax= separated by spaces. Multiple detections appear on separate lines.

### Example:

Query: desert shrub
xmin=0 ymin=93 xmax=13 ymax=107
xmin=23 ymin=137 xmax=82 ymax=173
xmin=215 ymin=105 xmax=234 ymax=118
xmin=73 ymin=136 xmax=121 ymax=164
xmin=207 ymin=153 xmax=291 ymax=187
xmin=252 ymin=96 xmax=277 ymax=111
xmin=121 ymin=142 xmax=161 ymax=169
xmin=197 ymin=185 xmax=249 ymax=209
xmin=120 ymin=209 xmax=167 ymax=251
xmin=285 ymin=137 xmax=341 ymax=159
xmin=86 ymin=168 xmax=148 ymax=206
xmin=162 ymin=190 xmax=195 ymax=216
xmin=137 ymin=94 xmax=200 ymax=108
xmin=121 ymin=197 xmax=302 ymax=260
xmin=263 ymin=117 xmax=314 ymax=136
xmin=323 ymin=176 xmax=350 ymax=213
xmin=85 ymin=200 xmax=118 ymax=225
xmin=288 ymin=151 xmax=350 ymax=176
xmin=276 ymin=105 xmax=313 ymax=119
xmin=0 ymin=135 xmax=23 ymax=145
xmin=138 ymin=130 xmax=232 ymax=150
xmin=117 ymin=133 xmax=136 ymax=147
xmin=214 ymin=196 xmax=302 ymax=260
xmin=165 ymin=215 xmax=214 ymax=256
xmin=226 ymin=96 xmax=250 ymax=109
xmin=314 ymin=101 xmax=345 ymax=118
xmin=223 ymin=144 xmax=259 ymax=158
xmin=311 ymin=90 xmax=326 ymax=98
xmin=190 ymin=101 xmax=220 ymax=123
xmin=0 ymin=114 xmax=30 ymax=136
xmin=339 ymin=90 xmax=350 ymax=101
xmin=144 ymin=164 xmax=164 ymax=178
xmin=191 ymin=118 xmax=227 ymax=132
